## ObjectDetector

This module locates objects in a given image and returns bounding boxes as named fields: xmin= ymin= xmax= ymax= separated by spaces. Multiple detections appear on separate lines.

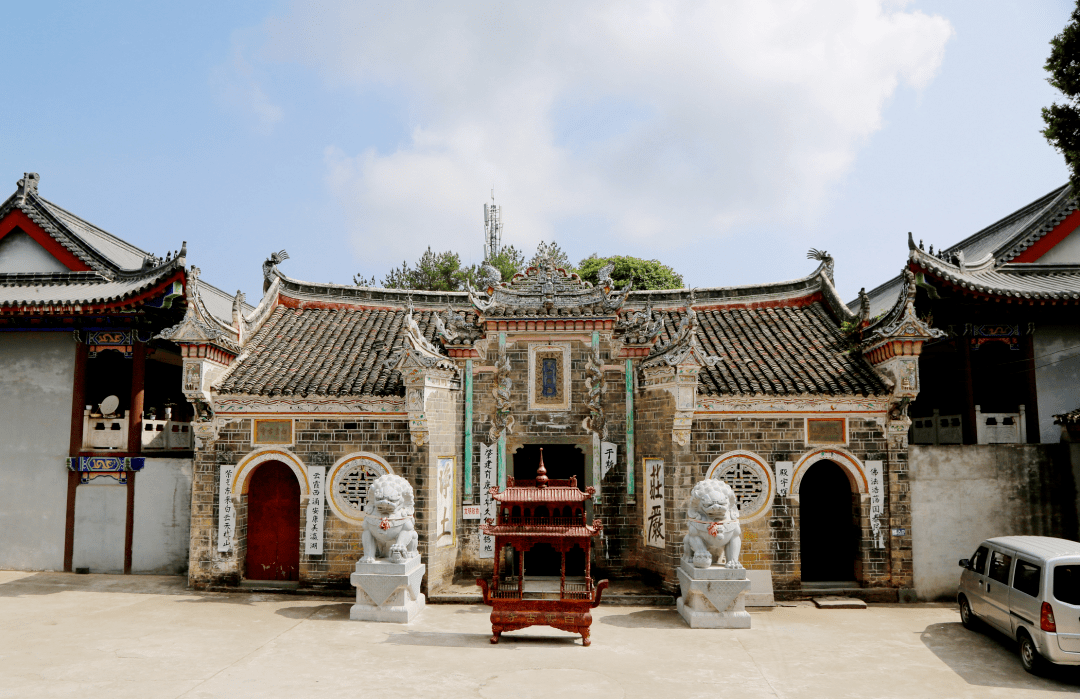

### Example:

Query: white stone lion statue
xmin=682 ymin=479 xmax=743 ymax=569
xmin=359 ymin=474 xmax=419 ymax=564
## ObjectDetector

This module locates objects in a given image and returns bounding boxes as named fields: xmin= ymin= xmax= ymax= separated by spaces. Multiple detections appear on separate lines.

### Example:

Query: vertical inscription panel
xmin=644 ymin=458 xmax=665 ymax=549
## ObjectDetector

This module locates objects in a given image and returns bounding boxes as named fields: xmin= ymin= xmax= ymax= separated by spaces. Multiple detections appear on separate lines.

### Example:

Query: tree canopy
xmin=1042 ymin=1 xmax=1080 ymax=192
xmin=365 ymin=243 xmax=683 ymax=292
xmin=577 ymin=254 xmax=683 ymax=291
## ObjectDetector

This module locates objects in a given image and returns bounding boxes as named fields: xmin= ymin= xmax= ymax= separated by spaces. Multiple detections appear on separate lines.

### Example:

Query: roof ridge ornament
xmin=16 ymin=173 xmax=39 ymax=204
xmin=641 ymin=291 xmax=721 ymax=369
xmin=468 ymin=251 xmax=630 ymax=317
xmin=807 ymin=248 xmax=834 ymax=283
xmin=262 ymin=249 xmax=289 ymax=293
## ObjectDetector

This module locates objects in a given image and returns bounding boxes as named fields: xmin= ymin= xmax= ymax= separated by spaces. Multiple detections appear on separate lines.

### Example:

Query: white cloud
xmin=263 ymin=0 xmax=951 ymax=267
xmin=211 ymin=31 xmax=284 ymax=135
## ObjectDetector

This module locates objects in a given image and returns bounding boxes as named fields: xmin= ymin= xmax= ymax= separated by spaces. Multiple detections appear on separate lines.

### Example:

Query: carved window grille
xmin=333 ymin=462 xmax=384 ymax=516
xmin=713 ymin=458 xmax=767 ymax=516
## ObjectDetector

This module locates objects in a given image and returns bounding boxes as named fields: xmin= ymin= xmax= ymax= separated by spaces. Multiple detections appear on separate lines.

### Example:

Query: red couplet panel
xmin=245 ymin=461 xmax=300 ymax=581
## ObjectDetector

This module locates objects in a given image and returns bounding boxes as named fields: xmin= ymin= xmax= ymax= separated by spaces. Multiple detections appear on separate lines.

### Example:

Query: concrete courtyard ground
xmin=1 ymin=571 xmax=1078 ymax=698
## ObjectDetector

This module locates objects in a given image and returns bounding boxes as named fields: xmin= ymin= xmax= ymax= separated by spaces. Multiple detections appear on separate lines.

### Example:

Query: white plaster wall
xmin=132 ymin=458 xmax=192 ymax=574
xmin=72 ymin=484 xmax=126 ymax=573
xmin=910 ymin=445 xmax=1067 ymax=600
xmin=0 ymin=231 xmax=69 ymax=273
xmin=1037 ymin=226 xmax=1080 ymax=264
xmin=0 ymin=332 xmax=74 ymax=570
xmin=1033 ymin=325 xmax=1080 ymax=443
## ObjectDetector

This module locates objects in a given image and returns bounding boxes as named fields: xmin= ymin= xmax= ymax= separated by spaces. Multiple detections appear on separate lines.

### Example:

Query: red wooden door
xmin=246 ymin=461 xmax=300 ymax=581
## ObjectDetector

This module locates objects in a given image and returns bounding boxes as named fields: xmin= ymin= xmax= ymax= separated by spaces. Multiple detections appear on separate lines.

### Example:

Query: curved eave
xmin=272 ymin=269 xmax=468 ymax=310
xmin=0 ymin=268 xmax=186 ymax=315
xmin=910 ymin=250 xmax=1080 ymax=302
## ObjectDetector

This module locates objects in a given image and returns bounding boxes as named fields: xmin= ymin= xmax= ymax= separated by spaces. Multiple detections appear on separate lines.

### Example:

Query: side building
xmin=855 ymin=183 xmax=1080 ymax=599
xmin=184 ymin=248 xmax=936 ymax=601
xmin=0 ymin=173 xmax=241 ymax=575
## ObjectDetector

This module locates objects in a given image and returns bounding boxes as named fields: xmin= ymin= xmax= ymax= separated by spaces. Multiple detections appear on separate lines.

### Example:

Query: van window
xmin=970 ymin=546 xmax=989 ymax=574
xmin=988 ymin=551 xmax=1012 ymax=584
xmin=1055 ymin=565 xmax=1080 ymax=605
xmin=1012 ymin=560 xmax=1041 ymax=597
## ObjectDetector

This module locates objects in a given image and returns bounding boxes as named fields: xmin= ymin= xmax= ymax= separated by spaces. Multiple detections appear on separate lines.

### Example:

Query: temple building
xmin=854 ymin=183 xmax=1080 ymax=599
xmin=181 ymin=238 xmax=939 ymax=600
xmin=0 ymin=173 xmax=242 ymax=575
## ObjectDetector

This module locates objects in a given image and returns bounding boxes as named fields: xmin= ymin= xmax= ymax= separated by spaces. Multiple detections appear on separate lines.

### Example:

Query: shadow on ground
xmin=921 ymin=621 xmax=1080 ymax=690
xmin=384 ymin=631 xmax=580 ymax=648
xmin=599 ymin=609 xmax=685 ymax=629
xmin=0 ymin=571 xmax=191 ymax=597
xmin=274 ymin=603 xmax=351 ymax=620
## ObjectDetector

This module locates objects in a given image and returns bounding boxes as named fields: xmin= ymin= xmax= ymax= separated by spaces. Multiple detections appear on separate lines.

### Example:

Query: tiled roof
xmin=666 ymin=304 xmax=889 ymax=396
xmin=217 ymin=306 xmax=445 ymax=397
xmin=0 ymin=271 xmax=181 ymax=309
xmin=855 ymin=184 xmax=1080 ymax=312
xmin=1055 ymin=408 xmax=1080 ymax=425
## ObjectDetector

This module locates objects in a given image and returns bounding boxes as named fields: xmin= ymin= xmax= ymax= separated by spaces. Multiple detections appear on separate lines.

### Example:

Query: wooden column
xmin=124 ymin=340 xmax=146 ymax=574
xmin=960 ymin=339 xmax=977 ymax=444
xmin=127 ymin=341 xmax=145 ymax=453
xmin=64 ymin=341 xmax=89 ymax=572
xmin=1023 ymin=333 xmax=1041 ymax=443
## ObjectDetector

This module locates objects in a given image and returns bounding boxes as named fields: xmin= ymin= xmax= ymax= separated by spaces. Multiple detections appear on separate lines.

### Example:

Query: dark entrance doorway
xmin=512 ymin=444 xmax=586 ymax=576
xmin=246 ymin=461 xmax=300 ymax=581
xmin=799 ymin=461 xmax=857 ymax=583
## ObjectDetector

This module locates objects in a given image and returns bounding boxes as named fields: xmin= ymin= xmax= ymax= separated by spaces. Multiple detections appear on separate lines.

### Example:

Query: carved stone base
xmin=676 ymin=561 xmax=751 ymax=629
xmin=349 ymin=557 xmax=426 ymax=623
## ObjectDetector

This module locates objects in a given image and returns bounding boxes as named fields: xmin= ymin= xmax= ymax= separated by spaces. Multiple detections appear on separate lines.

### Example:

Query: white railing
xmin=83 ymin=410 xmax=129 ymax=450
xmin=141 ymin=418 xmax=194 ymax=450
xmin=911 ymin=409 xmax=963 ymax=445
xmin=976 ymin=404 xmax=1026 ymax=445
xmin=82 ymin=409 xmax=194 ymax=451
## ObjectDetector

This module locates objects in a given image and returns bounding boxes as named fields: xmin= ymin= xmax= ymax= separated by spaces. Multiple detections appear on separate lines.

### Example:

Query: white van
xmin=958 ymin=536 xmax=1080 ymax=673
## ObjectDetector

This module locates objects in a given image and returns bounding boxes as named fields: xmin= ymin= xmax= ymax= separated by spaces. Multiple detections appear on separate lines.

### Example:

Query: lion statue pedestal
xmin=676 ymin=479 xmax=751 ymax=629
xmin=349 ymin=474 xmax=426 ymax=623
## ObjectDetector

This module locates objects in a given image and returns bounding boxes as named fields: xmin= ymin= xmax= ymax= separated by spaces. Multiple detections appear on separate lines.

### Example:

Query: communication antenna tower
xmin=483 ymin=188 xmax=503 ymax=262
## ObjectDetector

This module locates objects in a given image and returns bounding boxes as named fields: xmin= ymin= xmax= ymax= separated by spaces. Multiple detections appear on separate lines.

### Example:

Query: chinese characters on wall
xmin=644 ymin=458 xmax=665 ymax=549
xmin=305 ymin=466 xmax=325 ymax=554
xmin=775 ymin=461 xmax=793 ymax=497
xmin=437 ymin=456 xmax=455 ymax=547
xmin=865 ymin=460 xmax=885 ymax=549
xmin=600 ymin=441 xmax=616 ymax=480
xmin=217 ymin=465 xmax=235 ymax=552
xmin=479 ymin=443 xmax=496 ymax=558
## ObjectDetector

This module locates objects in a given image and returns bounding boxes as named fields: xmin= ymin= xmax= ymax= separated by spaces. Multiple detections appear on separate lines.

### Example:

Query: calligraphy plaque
xmin=600 ymin=441 xmax=617 ymax=480
xmin=254 ymin=419 xmax=293 ymax=445
xmin=806 ymin=418 xmax=845 ymax=445
xmin=479 ymin=443 xmax=497 ymax=558
xmin=644 ymin=458 xmax=665 ymax=549
xmin=865 ymin=460 xmax=885 ymax=549
xmin=217 ymin=465 xmax=236 ymax=552
xmin=305 ymin=466 xmax=325 ymax=554
xmin=775 ymin=461 xmax=793 ymax=497
xmin=437 ymin=456 xmax=455 ymax=547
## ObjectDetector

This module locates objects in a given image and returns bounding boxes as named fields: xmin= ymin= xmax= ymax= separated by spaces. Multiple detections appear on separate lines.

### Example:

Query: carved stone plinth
xmin=350 ymin=557 xmax=426 ymax=623
xmin=676 ymin=561 xmax=751 ymax=629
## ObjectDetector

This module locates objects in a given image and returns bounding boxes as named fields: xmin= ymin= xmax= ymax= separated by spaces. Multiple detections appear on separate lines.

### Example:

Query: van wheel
xmin=958 ymin=596 xmax=978 ymax=630
xmin=1018 ymin=631 xmax=1045 ymax=675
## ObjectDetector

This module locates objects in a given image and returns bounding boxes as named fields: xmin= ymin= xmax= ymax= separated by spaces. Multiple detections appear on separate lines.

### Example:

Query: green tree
xmin=375 ymin=247 xmax=469 ymax=291
xmin=1042 ymin=2 xmax=1080 ymax=192
xmin=577 ymin=254 xmax=683 ymax=291
xmin=529 ymin=240 xmax=575 ymax=272
xmin=484 ymin=244 xmax=526 ymax=282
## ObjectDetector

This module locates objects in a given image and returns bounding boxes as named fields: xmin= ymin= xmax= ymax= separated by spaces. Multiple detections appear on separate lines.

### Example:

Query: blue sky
xmin=1 ymin=1 xmax=1073 ymax=302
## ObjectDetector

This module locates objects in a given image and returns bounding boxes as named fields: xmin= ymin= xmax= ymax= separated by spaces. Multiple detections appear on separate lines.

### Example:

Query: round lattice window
xmin=706 ymin=453 xmax=774 ymax=521
xmin=328 ymin=454 xmax=391 ymax=524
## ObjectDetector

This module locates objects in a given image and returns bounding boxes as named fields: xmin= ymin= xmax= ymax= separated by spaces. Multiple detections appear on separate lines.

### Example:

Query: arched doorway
xmin=799 ymin=460 xmax=857 ymax=583
xmin=246 ymin=461 xmax=300 ymax=581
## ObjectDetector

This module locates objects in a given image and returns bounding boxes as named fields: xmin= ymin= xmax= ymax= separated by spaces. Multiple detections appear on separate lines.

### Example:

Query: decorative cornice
xmin=214 ymin=395 xmax=406 ymax=415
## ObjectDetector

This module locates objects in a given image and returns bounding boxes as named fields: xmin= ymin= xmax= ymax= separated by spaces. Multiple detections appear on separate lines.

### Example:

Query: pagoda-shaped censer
xmin=476 ymin=449 xmax=608 ymax=645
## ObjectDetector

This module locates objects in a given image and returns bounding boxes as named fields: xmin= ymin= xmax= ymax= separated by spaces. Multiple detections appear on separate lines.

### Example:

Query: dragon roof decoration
xmin=467 ymin=256 xmax=630 ymax=317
